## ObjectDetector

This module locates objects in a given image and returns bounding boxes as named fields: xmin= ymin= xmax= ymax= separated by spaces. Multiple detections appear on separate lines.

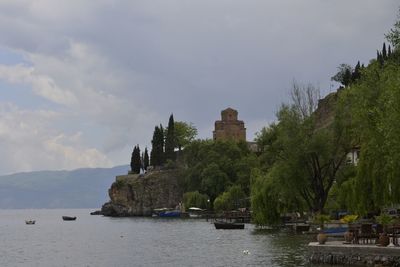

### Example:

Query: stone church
xmin=213 ymin=108 xmax=246 ymax=142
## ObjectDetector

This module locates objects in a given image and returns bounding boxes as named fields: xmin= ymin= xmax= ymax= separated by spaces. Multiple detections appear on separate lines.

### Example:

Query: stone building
xmin=213 ymin=108 xmax=246 ymax=141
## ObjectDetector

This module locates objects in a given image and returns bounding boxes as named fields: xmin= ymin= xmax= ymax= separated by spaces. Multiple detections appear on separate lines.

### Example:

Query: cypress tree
xmin=377 ymin=51 xmax=384 ymax=66
xmin=144 ymin=147 xmax=149 ymax=171
xmin=382 ymin=42 xmax=387 ymax=60
xmin=165 ymin=114 xmax=176 ymax=161
xmin=158 ymin=124 xmax=165 ymax=164
xmin=132 ymin=145 xmax=142 ymax=173
xmin=150 ymin=125 xmax=165 ymax=167
xmin=388 ymin=45 xmax=392 ymax=57
xmin=352 ymin=61 xmax=361 ymax=81
xmin=131 ymin=145 xmax=141 ymax=174
xmin=150 ymin=126 xmax=159 ymax=167
xmin=131 ymin=146 xmax=136 ymax=172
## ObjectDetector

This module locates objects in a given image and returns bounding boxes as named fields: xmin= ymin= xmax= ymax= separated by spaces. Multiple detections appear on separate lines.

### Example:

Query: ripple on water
xmin=0 ymin=210 xmax=347 ymax=267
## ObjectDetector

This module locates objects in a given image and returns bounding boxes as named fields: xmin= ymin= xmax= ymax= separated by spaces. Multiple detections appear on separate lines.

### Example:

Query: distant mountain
xmin=0 ymin=165 xmax=129 ymax=209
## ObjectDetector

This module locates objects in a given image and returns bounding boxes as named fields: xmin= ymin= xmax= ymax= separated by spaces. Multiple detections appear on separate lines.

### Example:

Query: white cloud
xmin=0 ymin=64 xmax=77 ymax=106
xmin=45 ymin=134 xmax=112 ymax=170
xmin=0 ymin=103 xmax=112 ymax=174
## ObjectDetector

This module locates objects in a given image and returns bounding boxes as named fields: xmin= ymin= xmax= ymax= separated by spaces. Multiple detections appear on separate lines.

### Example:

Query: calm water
xmin=0 ymin=209 xmax=334 ymax=267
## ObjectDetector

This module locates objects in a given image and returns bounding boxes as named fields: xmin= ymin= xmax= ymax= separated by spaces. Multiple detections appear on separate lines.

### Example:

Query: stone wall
xmin=101 ymin=169 xmax=184 ymax=217
xmin=308 ymin=242 xmax=400 ymax=266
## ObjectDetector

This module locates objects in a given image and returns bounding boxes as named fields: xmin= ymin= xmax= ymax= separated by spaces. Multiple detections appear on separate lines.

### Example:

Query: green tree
xmin=250 ymin=169 xmax=282 ymax=225
xmin=339 ymin=56 xmax=400 ymax=214
xmin=213 ymin=185 xmax=246 ymax=212
xmin=351 ymin=61 xmax=361 ymax=81
xmin=150 ymin=125 xmax=165 ymax=167
xmin=183 ymin=139 xmax=256 ymax=202
xmin=174 ymin=121 xmax=198 ymax=151
xmin=385 ymin=8 xmax=400 ymax=49
xmin=143 ymin=147 xmax=149 ymax=171
xmin=331 ymin=64 xmax=353 ymax=87
xmin=130 ymin=145 xmax=141 ymax=174
xmin=382 ymin=42 xmax=387 ymax=59
xmin=165 ymin=114 xmax=176 ymax=161
xmin=200 ymin=163 xmax=229 ymax=201
xmin=183 ymin=191 xmax=209 ymax=209
xmin=252 ymin=82 xmax=350 ymax=218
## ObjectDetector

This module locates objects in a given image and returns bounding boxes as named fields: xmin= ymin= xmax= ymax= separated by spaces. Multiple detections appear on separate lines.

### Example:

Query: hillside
xmin=0 ymin=165 xmax=129 ymax=209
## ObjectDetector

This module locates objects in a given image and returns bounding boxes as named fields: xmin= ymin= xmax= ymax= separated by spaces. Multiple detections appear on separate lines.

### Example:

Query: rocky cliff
xmin=314 ymin=89 xmax=340 ymax=129
xmin=101 ymin=169 xmax=184 ymax=216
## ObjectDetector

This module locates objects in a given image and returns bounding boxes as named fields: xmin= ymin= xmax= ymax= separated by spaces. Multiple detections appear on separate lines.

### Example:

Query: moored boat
xmin=214 ymin=220 xmax=245 ymax=229
xmin=152 ymin=208 xmax=181 ymax=218
xmin=62 ymin=216 xmax=77 ymax=221
xmin=188 ymin=207 xmax=205 ymax=218
xmin=158 ymin=210 xmax=181 ymax=217
xmin=25 ymin=220 xmax=35 ymax=225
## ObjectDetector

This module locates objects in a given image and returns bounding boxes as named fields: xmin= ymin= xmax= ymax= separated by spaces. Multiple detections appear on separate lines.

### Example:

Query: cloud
xmin=0 ymin=64 xmax=77 ymax=106
xmin=0 ymin=0 xmax=398 ymax=174
xmin=0 ymin=103 xmax=112 ymax=174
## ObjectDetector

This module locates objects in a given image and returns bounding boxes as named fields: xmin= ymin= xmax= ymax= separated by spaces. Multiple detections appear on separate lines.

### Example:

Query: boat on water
xmin=152 ymin=208 xmax=181 ymax=218
xmin=62 ymin=216 xmax=77 ymax=221
xmin=25 ymin=220 xmax=35 ymax=225
xmin=214 ymin=220 xmax=245 ymax=229
xmin=158 ymin=210 xmax=181 ymax=217
xmin=188 ymin=207 xmax=205 ymax=218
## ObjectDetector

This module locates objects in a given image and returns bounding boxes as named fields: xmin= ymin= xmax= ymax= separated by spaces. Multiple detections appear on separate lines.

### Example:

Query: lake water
xmin=0 ymin=209 xmax=334 ymax=267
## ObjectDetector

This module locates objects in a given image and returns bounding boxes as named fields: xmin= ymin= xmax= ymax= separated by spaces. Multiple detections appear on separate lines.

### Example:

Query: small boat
xmin=152 ymin=208 xmax=181 ymax=218
xmin=25 ymin=220 xmax=35 ymax=225
xmin=158 ymin=210 xmax=181 ymax=218
xmin=62 ymin=216 xmax=77 ymax=221
xmin=188 ymin=207 xmax=205 ymax=218
xmin=214 ymin=220 xmax=245 ymax=229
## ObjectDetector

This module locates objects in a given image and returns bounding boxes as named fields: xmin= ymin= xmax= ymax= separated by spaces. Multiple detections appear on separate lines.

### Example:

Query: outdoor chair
xmin=388 ymin=225 xmax=400 ymax=246
xmin=358 ymin=223 xmax=376 ymax=244
xmin=348 ymin=223 xmax=360 ymax=244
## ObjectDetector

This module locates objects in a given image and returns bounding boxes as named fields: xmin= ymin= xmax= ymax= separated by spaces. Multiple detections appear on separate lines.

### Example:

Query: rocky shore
xmin=101 ymin=169 xmax=184 ymax=217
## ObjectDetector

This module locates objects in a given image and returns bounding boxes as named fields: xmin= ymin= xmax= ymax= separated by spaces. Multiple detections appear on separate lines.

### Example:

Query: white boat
xmin=188 ymin=207 xmax=205 ymax=218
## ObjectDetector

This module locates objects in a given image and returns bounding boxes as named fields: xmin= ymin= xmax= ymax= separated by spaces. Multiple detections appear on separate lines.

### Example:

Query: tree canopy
xmin=334 ymin=47 xmax=400 ymax=214
xmin=250 ymin=82 xmax=351 ymax=225
xmin=183 ymin=139 xmax=257 ymax=204
xmin=174 ymin=121 xmax=198 ymax=151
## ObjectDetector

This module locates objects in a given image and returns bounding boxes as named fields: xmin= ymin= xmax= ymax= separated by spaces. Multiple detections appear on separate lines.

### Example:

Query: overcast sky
xmin=0 ymin=0 xmax=398 ymax=175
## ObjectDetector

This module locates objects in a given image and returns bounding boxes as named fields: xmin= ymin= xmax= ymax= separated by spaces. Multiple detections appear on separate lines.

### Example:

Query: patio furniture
xmin=358 ymin=223 xmax=376 ymax=244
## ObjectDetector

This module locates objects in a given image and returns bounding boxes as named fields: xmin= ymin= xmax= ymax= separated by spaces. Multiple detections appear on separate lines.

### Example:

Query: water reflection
xmin=251 ymin=227 xmax=348 ymax=267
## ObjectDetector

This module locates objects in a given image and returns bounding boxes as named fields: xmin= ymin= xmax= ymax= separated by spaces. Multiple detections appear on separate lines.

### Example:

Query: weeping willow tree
xmin=251 ymin=82 xmax=351 ymax=225
xmin=250 ymin=169 xmax=282 ymax=225
xmin=339 ymin=50 xmax=400 ymax=214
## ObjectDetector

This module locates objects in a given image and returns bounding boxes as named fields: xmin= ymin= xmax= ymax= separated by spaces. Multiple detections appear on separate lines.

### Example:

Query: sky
xmin=0 ymin=0 xmax=398 ymax=175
